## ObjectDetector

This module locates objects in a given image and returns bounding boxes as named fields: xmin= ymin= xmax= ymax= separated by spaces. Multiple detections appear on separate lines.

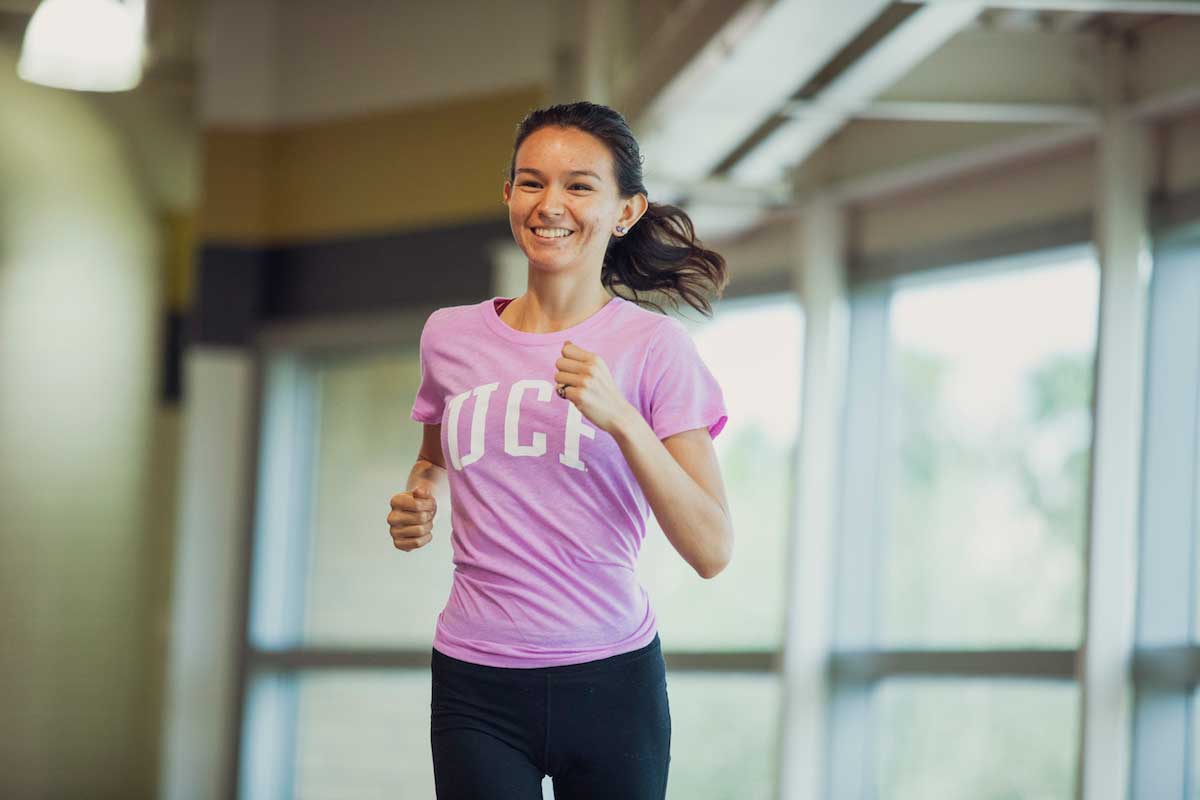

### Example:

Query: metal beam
xmin=729 ymin=2 xmax=983 ymax=183
xmin=634 ymin=0 xmax=893 ymax=197
xmin=783 ymin=98 xmax=1098 ymax=124
xmin=613 ymin=0 xmax=766 ymax=124
xmin=918 ymin=0 xmax=1200 ymax=13
xmin=653 ymin=174 xmax=793 ymax=206
xmin=1131 ymin=84 xmax=1200 ymax=119
xmin=826 ymin=124 xmax=1097 ymax=203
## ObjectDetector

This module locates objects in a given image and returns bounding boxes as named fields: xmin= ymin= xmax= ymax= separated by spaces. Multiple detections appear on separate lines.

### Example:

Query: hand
xmin=555 ymin=340 xmax=634 ymax=435
xmin=387 ymin=485 xmax=437 ymax=552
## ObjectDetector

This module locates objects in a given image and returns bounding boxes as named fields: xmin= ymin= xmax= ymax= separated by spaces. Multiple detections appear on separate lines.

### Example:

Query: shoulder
xmin=417 ymin=304 xmax=477 ymax=361
xmin=645 ymin=311 xmax=697 ymax=356
xmin=611 ymin=296 xmax=690 ymax=345
xmin=423 ymin=301 xmax=480 ymax=332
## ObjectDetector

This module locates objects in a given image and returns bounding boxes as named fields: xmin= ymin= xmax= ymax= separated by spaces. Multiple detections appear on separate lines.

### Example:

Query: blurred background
xmin=0 ymin=0 xmax=1198 ymax=798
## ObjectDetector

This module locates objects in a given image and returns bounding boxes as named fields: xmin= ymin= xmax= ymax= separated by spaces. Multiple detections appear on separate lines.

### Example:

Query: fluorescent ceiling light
xmin=17 ymin=0 xmax=146 ymax=92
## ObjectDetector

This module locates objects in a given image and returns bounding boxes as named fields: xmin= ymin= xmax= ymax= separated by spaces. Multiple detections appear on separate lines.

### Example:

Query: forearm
xmin=407 ymin=458 xmax=449 ymax=506
xmin=611 ymin=406 xmax=732 ymax=578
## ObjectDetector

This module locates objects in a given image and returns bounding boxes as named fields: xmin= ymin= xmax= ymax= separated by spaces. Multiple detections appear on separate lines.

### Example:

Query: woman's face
xmin=503 ymin=125 xmax=642 ymax=274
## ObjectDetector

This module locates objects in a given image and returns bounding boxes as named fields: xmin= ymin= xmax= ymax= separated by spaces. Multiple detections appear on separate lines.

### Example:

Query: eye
xmin=570 ymin=184 xmax=593 ymax=191
xmin=518 ymin=181 xmax=540 ymax=188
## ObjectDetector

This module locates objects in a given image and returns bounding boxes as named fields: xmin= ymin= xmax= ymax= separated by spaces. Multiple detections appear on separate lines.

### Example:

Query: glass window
xmin=876 ymin=678 xmax=1079 ymax=798
xmin=638 ymin=295 xmax=803 ymax=651
xmin=303 ymin=351 xmax=455 ymax=647
xmin=664 ymin=672 xmax=781 ymax=800
xmin=244 ymin=669 xmax=780 ymax=800
xmin=884 ymin=258 xmax=1099 ymax=649
xmin=293 ymin=671 xmax=435 ymax=798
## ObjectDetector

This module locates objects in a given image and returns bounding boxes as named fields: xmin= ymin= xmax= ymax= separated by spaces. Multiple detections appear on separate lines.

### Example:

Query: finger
xmin=562 ymin=341 xmax=594 ymax=361
xmin=391 ymin=522 xmax=430 ymax=539
xmin=555 ymin=358 xmax=585 ymax=373
xmin=411 ymin=488 xmax=437 ymax=511
xmin=395 ymin=533 xmax=432 ymax=551
xmin=391 ymin=493 xmax=434 ymax=513
xmin=390 ymin=493 xmax=424 ymax=511
xmin=388 ymin=509 xmax=429 ymax=524
xmin=388 ymin=510 xmax=433 ymax=526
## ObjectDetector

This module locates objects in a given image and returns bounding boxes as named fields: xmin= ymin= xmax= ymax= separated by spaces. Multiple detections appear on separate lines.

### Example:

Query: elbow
xmin=696 ymin=532 xmax=733 ymax=580
xmin=686 ymin=513 xmax=733 ymax=579
xmin=697 ymin=555 xmax=730 ymax=580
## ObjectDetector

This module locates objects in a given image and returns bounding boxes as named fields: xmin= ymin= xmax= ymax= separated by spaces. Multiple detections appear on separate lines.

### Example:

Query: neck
xmin=507 ymin=287 xmax=611 ymax=334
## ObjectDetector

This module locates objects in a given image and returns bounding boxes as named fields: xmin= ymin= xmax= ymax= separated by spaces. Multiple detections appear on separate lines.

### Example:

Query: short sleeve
xmin=642 ymin=318 xmax=728 ymax=441
xmin=410 ymin=311 xmax=443 ymax=425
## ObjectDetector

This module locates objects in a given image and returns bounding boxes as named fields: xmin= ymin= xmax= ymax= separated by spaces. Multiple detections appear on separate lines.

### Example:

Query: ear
xmin=618 ymin=192 xmax=649 ymax=233
xmin=502 ymin=180 xmax=512 ymax=204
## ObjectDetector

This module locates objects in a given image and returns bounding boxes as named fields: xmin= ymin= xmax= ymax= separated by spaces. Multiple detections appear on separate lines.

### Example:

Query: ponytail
xmin=602 ymin=201 xmax=728 ymax=317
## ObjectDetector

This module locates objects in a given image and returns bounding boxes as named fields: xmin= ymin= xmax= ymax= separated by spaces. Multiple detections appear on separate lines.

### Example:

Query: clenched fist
xmin=388 ymin=485 xmax=437 ymax=551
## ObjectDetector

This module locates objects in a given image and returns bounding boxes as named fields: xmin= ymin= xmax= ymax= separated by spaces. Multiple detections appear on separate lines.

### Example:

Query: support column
xmin=777 ymin=197 xmax=848 ymax=800
xmin=159 ymin=347 xmax=258 ymax=800
xmin=160 ymin=1 xmax=277 ymax=790
xmin=579 ymin=0 xmax=613 ymax=105
xmin=1077 ymin=33 xmax=1152 ymax=800
xmin=549 ymin=0 xmax=620 ymax=106
xmin=549 ymin=0 xmax=581 ymax=105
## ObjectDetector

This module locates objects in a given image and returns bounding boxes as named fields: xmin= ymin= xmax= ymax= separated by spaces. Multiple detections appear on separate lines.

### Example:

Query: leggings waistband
xmin=431 ymin=632 xmax=661 ymax=678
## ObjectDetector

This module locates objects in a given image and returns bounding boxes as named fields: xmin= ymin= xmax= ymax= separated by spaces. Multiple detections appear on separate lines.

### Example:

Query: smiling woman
xmin=398 ymin=101 xmax=733 ymax=800
xmin=500 ymin=103 xmax=728 ymax=319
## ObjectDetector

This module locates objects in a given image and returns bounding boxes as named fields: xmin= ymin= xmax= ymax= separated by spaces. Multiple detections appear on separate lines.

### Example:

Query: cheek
xmin=580 ymin=210 xmax=614 ymax=237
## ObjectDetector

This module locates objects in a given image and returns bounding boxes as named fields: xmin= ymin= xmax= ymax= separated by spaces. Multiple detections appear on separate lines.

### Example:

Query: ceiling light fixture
xmin=17 ymin=0 xmax=146 ymax=92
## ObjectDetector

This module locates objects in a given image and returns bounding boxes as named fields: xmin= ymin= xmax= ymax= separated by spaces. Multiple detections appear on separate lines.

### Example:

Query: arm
xmin=408 ymin=423 xmax=450 ymax=507
xmin=611 ymin=409 xmax=733 ymax=579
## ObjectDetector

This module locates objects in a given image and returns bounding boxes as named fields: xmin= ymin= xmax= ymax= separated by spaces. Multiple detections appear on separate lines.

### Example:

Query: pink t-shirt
xmin=410 ymin=294 xmax=728 ymax=667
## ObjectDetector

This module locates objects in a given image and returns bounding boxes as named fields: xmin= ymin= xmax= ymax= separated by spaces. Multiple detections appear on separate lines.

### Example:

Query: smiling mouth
xmin=531 ymin=227 xmax=575 ymax=240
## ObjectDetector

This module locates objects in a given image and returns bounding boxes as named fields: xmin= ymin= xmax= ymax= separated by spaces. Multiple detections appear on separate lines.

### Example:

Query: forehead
xmin=515 ymin=126 xmax=613 ymax=175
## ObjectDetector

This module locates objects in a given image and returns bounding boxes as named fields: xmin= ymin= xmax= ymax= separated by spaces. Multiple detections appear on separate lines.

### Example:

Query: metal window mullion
xmin=825 ymin=283 xmax=891 ymax=800
xmin=1130 ymin=241 xmax=1200 ymax=799
xmin=1081 ymin=39 xmax=1154 ymax=800
xmin=236 ymin=353 xmax=321 ymax=799
xmin=248 ymin=355 xmax=319 ymax=648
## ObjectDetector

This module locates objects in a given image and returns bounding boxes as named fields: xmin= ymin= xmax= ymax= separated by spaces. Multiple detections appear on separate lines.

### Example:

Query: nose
xmin=535 ymin=185 xmax=566 ymax=219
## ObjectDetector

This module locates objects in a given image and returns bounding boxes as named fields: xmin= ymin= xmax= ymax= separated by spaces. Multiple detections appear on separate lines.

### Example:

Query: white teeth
xmin=533 ymin=227 xmax=573 ymax=238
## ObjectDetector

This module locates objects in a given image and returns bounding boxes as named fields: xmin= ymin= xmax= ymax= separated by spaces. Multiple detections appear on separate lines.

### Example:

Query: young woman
xmin=388 ymin=101 xmax=733 ymax=799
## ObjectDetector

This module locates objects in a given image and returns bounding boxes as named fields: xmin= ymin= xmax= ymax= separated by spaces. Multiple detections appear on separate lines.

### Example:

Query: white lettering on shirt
xmin=446 ymin=379 xmax=598 ymax=472
xmin=506 ymin=379 xmax=550 ymax=457
xmin=447 ymin=382 xmax=499 ymax=470
xmin=560 ymin=400 xmax=595 ymax=473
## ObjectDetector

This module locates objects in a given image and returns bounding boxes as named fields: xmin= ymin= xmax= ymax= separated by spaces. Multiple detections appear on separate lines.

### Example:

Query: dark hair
xmin=506 ymin=101 xmax=728 ymax=318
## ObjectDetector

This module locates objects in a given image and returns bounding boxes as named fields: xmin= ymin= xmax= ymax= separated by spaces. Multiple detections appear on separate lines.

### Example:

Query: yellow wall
xmin=200 ymin=86 xmax=546 ymax=246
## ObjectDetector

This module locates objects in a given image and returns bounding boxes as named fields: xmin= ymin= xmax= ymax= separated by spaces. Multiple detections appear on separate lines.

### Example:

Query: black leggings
xmin=430 ymin=633 xmax=671 ymax=799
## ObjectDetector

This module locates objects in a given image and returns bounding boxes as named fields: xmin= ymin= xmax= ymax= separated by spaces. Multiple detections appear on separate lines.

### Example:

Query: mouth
xmin=531 ymin=227 xmax=575 ymax=241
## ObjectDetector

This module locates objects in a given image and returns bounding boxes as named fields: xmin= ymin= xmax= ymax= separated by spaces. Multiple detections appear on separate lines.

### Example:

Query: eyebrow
xmin=515 ymin=167 xmax=603 ymax=181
